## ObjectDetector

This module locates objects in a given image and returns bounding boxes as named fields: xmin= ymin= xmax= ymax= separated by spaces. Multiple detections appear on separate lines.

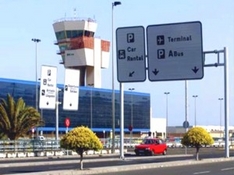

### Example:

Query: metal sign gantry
xmin=203 ymin=48 xmax=229 ymax=158
xmin=116 ymin=20 xmax=230 ymax=159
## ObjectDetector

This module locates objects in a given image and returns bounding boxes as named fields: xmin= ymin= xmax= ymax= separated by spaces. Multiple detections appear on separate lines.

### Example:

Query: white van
xmin=34 ymin=135 xmax=45 ymax=140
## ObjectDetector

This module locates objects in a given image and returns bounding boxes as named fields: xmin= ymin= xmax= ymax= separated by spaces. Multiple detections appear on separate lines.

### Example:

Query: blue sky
xmin=0 ymin=0 xmax=234 ymax=126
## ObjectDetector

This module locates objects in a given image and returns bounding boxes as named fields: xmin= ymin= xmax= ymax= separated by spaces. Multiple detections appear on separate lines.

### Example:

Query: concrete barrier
xmin=45 ymin=151 xmax=54 ymax=156
xmin=26 ymin=152 xmax=35 ymax=157
xmin=35 ymin=151 xmax=45 ymax=157
xmin=101 ymin=149 xmax=108 ymax=154
xmin=0 ymin=153 xmax=6 ymax=158
xmin=54 ymin=151 xmax=64 ymax=156
xmin=71 ymin=151 xmax=77 ymax=155
xmin=0 ymin=148 xmax=126 ymax=158
xmin=17 ymin=152 xmax=26 ymax=158
xmin=6 ymin=152 xmax=16 ymax=158
xmin=86 ymin=150 xmax=94 ymax=155
xmin=94 ymin=150 xmax=101 ymax=155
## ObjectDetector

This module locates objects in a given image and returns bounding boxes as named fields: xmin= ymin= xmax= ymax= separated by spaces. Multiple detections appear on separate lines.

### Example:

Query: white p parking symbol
xmin=157 ymin=49 xmax=165 ymax=59
xmin=127 ymin=33 xmax=134 ymax=43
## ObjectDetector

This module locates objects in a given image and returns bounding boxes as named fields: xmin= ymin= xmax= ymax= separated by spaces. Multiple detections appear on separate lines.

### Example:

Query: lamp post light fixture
xmin=218 ymin=98 xmax=223 ymax=138
xmin=129 ymin=88 xmax=135 ymax=146
xmin=192 ymin=95 xmax=198 ymax=126
xmin=32 ymin=38 xmax=41 ymax=136
xmin=164 ymin=92 xmax=170 ymax=135
xmin=111 ymin=1 xmax=121 ymax=154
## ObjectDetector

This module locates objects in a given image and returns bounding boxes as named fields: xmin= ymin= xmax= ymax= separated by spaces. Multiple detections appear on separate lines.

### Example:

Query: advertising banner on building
xmin=39 ymin=65 xmax=57 ymax=109
xmin=63 ymin=69 xmax=80 ymax=110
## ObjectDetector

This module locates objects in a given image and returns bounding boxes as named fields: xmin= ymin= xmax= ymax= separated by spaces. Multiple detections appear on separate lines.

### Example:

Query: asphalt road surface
xmin=0 ymin=147 xmax=233 ymax=174
xmin=100 ymin=160 xmax=234 ymax=175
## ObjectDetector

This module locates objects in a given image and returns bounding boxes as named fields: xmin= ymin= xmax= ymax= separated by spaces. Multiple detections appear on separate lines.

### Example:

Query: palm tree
xmin=0 ymin=94 xmax=43 ymax=140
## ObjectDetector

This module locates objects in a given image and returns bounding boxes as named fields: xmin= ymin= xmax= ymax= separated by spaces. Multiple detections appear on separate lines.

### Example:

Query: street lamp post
xmin=32 ymin=38 xmax=41 ymax=111
xmin=218 ymin=98 xmax=223 ymax=138
xmin=55 ymin=88 xmax=61 ymax=142
xmin=164 ymin=92 xmax=170 ymax=136
xmin=88 ymin=84 xmax=94 ymax=129
xmin=32 ymin=38 xmax=41 ymax=137
xmin=193 ymin=95 xmax=198 ymax=126
xmin=129 ymin=88 xmax=134 ymax=145
xmin=103 ymin=130 xmax=105 ymax=147
xmin=111 ymin=1 xmax=121 ymax=154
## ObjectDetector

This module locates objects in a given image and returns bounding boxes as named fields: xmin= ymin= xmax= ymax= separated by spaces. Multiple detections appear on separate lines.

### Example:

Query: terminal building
xmin=0 ymin=16 xmax=151 ymax=138
xmin=0 ymin=78 xmax=150 ymax=137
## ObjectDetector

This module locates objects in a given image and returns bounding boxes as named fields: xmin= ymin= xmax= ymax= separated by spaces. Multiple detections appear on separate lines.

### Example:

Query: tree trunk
xmin=195 ymin=146 xmax=200 ymax=160
xmin=80 ymin=151 xmax=84 ymax=170
xmin=14 ymin=140 xmax=17 ymax=153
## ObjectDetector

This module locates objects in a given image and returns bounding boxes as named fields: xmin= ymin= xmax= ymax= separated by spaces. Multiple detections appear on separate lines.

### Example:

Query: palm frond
xmin=0 ymin=94 xmax=43 ymax=140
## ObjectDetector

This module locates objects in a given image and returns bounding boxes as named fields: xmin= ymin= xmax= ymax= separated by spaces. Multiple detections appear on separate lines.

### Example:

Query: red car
xmin=134 ymin=138 xmax=167 ymax=156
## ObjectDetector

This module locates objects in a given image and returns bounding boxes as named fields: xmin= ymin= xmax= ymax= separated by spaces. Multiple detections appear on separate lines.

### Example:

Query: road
xmin=100 ymin=160 xmax=234 ymax=175
xmin=0 ymin=147 xmax=233 ymax=174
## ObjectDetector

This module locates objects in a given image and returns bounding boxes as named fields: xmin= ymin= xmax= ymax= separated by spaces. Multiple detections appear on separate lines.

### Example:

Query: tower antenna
xmin=73 ymin=8 xmax=77 ymax=18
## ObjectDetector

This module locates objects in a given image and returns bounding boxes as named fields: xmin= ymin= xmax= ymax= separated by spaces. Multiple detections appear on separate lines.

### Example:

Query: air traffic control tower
xmin=53 ymin=17 xmax=110 ymax=88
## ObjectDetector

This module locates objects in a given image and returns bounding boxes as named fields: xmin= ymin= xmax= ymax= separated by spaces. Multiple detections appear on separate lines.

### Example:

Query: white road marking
xmin=193 ymin=171 xmax=210 ymax=174
xmin=221 ymin=167 xmax=234 ymax=171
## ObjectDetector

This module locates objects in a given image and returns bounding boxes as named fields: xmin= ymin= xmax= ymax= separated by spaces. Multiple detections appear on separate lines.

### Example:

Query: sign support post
xmin=120 ymin=82 xmax=124 ymax=160
xmin=64 ymin=117 xmax=70 ymax=156
xmin=203 ymin=47 xmax=229 ymax=158
xmin=55 ymin=88 xmax=61 ymax=143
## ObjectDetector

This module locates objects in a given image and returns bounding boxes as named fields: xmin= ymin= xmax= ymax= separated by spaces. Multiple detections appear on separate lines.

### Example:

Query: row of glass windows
xmin=0 ymin=79 xmax=150 ymax=131
xmin=55 ymin=30 xmax=95 ymax=41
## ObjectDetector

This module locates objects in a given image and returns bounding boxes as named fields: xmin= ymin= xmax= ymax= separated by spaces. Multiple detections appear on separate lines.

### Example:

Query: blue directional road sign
xmin=147 ymin=21 xmax=204 ymax=81
xmin=116 ymin=26 xmax=146 ymax=82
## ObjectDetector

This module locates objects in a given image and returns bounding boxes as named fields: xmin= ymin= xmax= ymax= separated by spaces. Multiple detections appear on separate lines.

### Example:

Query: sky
xmin=0 ymin=0 xmax=234 ymax=127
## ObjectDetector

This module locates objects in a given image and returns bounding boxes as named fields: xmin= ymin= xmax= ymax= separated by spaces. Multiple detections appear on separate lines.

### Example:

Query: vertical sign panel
xmin=39 ymin=65 xmax=57 ymax=109
xmin=147 ymin=21 xmax=203 ymax=81
xmin=63 ymin=69 xmax=80 ymax=110
xmin=116 ymin=26 xmax=146 ymax=82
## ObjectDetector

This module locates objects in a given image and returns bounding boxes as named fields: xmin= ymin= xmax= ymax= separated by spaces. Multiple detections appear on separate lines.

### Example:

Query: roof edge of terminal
xmin=53 ymin=17 xmax=96 ymax=24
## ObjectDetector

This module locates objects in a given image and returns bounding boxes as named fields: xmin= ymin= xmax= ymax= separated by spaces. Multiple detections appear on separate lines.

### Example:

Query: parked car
xmin=165 ymin=137 xmax=183 ymax=148
xmin=173 ymin=137 xmax=183 ymax=147
xmin=134 ymin=138 xmax=167 ymax=156
xmin=212 ymin=137 xmax=224 ymax=148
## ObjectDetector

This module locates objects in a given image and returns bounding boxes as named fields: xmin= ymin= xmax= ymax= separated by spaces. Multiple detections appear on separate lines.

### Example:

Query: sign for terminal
xmin=63 ymin=69 xmax=80 ymax=110
xmin=39 ymin=65 xmax=57 ymax=109
xmin=116 ymin=26 xmax=146 ymax=82
xmin=147 ymin=21 xmax=204 ymax=81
